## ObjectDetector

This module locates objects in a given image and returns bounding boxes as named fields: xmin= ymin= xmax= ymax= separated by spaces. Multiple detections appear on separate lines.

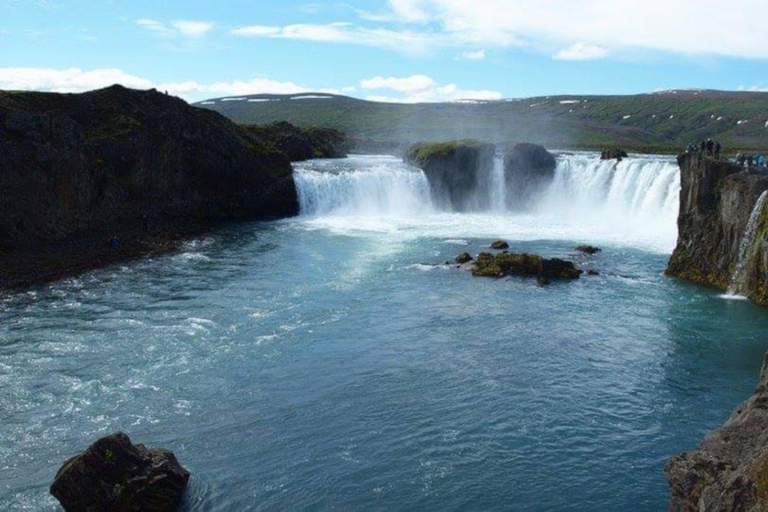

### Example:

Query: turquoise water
xmin=2 ymin=155 xmax=768 ymax=510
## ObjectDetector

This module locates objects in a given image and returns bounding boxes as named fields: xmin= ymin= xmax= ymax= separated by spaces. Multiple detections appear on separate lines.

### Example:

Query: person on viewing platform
xmin=700 ymin=140 xmax=706 ymax=155
xmin=706 ymin=139 xmax=714 ymax=156
xmin=714 ymin=141 xmax=722 ymax=160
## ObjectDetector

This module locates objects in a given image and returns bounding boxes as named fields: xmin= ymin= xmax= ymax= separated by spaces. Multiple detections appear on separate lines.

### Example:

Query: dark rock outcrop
xmin=601 ymin=148 xmax=628 ymax=161
xmin=666 ymin=355 xmax=768 ymax=511
xmin=470 ymin=251 xmax=581 ymax=279
xmin=665 ymin=154 xmax=768 ymax=510
xmin=490 ymin=239 xmax=510 ymax=250
xmin=405 ymin=140 xmax=495 ymax=211
xmin=504 ymin=143 xmax=556 ymax=209
xmin=50 ymin=432 xmax=189 ymax=511
xmin=666 ymin=153 xmax=768 ymax=305
xmin=0 ymin=85 xmax=298 ymax=249
xmin=575 ymin=245 xmax=602 ymax=254
xmin=456 ymin=252 xmax=473 ymax=264
xmin=244 ymin=121 xmax=348 ymax=161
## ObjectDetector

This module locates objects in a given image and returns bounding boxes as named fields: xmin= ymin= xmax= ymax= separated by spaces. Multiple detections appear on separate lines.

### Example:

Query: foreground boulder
xmin=504 ymin=143 xmax=556 ymax=209
xmin=666 ymin=153 xmax=768 ymax=306
xmin=405 ymin=140 xmax=495 ymax=211
xmin=470 ymin=252 xmax=581 ymax=279
xmin=666 ymin=355 xmax=768 ymax=511
xmin=50 ymin=432 xmax=189 ymax=511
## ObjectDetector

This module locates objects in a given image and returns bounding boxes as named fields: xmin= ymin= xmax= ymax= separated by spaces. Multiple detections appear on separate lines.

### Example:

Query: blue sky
xmin=2 ymin=0 xmax=768 ymax=102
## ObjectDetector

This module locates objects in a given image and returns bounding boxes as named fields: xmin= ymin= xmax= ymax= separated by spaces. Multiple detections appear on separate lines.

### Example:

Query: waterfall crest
xmin=292 ymin=153 xmax=680 ymax=251
xmin=727 ymin=190 xmax=768 ymax=296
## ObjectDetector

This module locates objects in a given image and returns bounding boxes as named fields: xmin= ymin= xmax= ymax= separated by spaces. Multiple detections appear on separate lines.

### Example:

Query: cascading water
xmin=726 ymin=190 xmax=768 ymax=297
xmin=293 ymin=156 xmax=434 ymax=216
xmin=292 ymin=152 xmax=680 ymax=252
xmin=488 ymin=154 xmax=507 ymax=212
xmin=541 ymin=154 xmax=680 ymax=221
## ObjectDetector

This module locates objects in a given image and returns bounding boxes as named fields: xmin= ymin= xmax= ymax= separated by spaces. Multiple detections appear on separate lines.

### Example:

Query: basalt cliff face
xmin=0 ymin=85 xmax=300 ymax=249
xmin=667 ymin=153 xmax=768 ymax=305
xmin=405 ymin=140 xmax=495 ymax=211
xmin=665 ymin=154 xmax=768 ymax=510
xmin=405 ymin=140 xmax=556 ymax=212
xmin=504 ymin=142 xmax=557 ymax=209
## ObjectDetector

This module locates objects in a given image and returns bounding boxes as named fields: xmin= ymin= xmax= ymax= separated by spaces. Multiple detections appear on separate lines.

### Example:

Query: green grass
xmin=195 ymin=90 xmax=768 ymax=154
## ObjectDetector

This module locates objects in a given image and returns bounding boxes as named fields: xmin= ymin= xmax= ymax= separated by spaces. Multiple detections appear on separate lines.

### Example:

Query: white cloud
xmin=230 ymin=23 xmax=444 ymax=54
xmin=360 ymin=74 xmax=502 ymax=103
xmin=461 ymin=49 xmax=486 ymax=60
xmin=738 ymin=84 xmax=768 ymax=92
xmin=0 ymin=67 xmax=502 ymax=104
xmin=135 ymin=19 xmax=214 ymax=38
xmin=0 ymin=67 xmax=322 ymax=100
xmin=553 ymin=42 xmax=608 ymax=61
xmin=135 ymin=19 xmax=173 ymax=37
xmin=171 ymin=20 xmax=214 ymax=38
xmin=361 ymin=74 xmax=436 ymax=92
xmin=0 ymin=67 xmax=153 ymax=93
xmin=368 ymin=0 xmax=768 ymax=59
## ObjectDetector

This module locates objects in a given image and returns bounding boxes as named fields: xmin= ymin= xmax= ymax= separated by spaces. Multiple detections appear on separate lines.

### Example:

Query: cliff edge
xmin=666 ymin=153 xmax=768 ymax=305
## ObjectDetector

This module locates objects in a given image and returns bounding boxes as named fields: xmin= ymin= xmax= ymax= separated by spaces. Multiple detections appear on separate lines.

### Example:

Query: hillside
xmin=195 ymin=90 xmax=768 ymax=153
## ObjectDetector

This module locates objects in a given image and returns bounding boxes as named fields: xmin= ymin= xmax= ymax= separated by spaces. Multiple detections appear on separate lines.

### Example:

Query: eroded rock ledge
xmin=666 ymin=355 xmax=768 ymax=511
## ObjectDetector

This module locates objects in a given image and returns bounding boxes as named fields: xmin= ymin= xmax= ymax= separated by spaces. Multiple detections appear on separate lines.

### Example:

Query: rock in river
xmin=50 ymin=432 xmax=190 ymax=511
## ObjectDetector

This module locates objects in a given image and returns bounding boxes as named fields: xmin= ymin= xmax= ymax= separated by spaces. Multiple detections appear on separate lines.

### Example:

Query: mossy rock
xmin=455 ymin=252 xmax=473 ymax=264
xmin=490 ymin=240 xmax=510 ymax=250
xmin=471 ymin=251 xmax=580 ymax=280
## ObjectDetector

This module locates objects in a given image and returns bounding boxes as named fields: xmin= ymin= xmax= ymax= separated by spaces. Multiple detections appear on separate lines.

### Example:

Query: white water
xmin=292 ymin=153 xmax=681 ymax=253
xmin=294 ymin=156 xmax=434 ymax=216
xmin=489 ymin=154 xmax=507 ymax=212
xmin=725 ymin=190 xmax=768 ymax=297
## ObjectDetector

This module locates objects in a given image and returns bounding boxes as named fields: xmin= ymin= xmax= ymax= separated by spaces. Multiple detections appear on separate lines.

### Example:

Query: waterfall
xmin=293 ymin=156 xmax=434 ymax=216
xmin=726 ymin=190 xmax=768 ymax=296
xmin=292 ymin=153 xmax=680 ymax=250
xmin=488 ymin=154 xmax=506 ymax=212
xmin=540 ymin=154 xmax=680 ymax=221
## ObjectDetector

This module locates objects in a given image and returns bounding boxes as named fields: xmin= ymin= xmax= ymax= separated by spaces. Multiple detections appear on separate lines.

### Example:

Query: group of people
xmin=686 ymin=139 xmax=722 ymax=159
xmin=736 ymin=153 xmax=767 ymax=169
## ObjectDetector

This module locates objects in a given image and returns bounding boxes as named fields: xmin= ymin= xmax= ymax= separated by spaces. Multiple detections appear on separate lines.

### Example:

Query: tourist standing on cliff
xmin=699 ymin=140 xmax=706 ymax=155
xmin=706 ymin=139 xmax=714 ymax=156
xmin=714 ymin=141 xmax=722 ymax=159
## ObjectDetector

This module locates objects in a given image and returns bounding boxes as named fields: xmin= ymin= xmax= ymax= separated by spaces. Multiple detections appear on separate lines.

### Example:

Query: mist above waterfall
xmin=292 ymin=153 xmax=680 ymax=253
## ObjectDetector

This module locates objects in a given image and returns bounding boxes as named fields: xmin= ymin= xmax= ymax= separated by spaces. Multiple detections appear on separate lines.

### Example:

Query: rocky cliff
xmin=666 ymin=354 xmax=768 ymax=511
xmin=0 ymin=85 xmax=301 ymax=249
xmin=405 ymin=140 xmax=495 ymax=211
xmin=0 ymin=86 xmax=351 ymax=288
xmin=504 ymin=143 xmax=556 ymax=209
xmin=666 ymin=153 xmax=768 ymax=305
xmin=244 ymin=121 xmax=348 ymax=161
xmin=665 ymin=154 xmax=768 ymax=509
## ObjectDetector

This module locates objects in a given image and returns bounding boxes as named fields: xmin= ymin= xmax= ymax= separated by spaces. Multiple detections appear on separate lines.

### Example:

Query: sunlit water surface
xmin=2 ymin=155 xmax=768 ymax=511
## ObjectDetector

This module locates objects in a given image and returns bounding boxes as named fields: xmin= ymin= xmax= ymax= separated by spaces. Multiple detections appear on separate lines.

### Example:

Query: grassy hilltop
xmin=195 ymin=90 xmax=768 ymax=154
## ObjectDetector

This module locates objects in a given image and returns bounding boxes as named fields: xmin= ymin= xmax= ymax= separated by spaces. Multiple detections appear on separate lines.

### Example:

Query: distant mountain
xmin=194 ymin=90 xmax=768 ymax=153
